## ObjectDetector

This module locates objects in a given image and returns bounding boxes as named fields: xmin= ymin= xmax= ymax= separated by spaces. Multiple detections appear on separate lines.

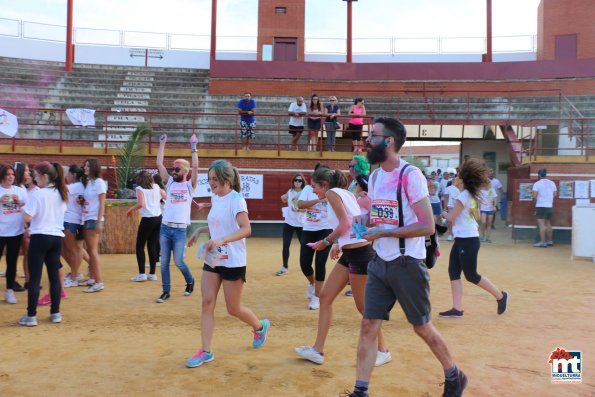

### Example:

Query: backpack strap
xmin=397 ymin=164 xmax=411 ymax=256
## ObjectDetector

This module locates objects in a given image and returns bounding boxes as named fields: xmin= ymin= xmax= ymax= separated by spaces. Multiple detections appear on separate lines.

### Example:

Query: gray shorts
xmin=364 ymin=255 xmax=431 ymax=325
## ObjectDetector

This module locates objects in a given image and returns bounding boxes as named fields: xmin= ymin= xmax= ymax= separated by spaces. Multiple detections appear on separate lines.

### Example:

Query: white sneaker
xmin=147 ymin=274 xmax=158 ymax=281
xmin=18 ymin=314 xmax=37 ymax=327
xmin=130 ymin=273 xmax=148 ymax=282
xmin=375 ymin=350 xmax=392 ymax=367
xmin=308 ymin=295 xmax=320 ymax=310
xmin=78 ymin=278 xmax=95 ymax=286
xmin=83 ymin=283 xmax=104 ymax=293
xmin=50 ymin=313 xmax=62 ymax=323
xmin=275 ymin=267 xmax=288 ymax=276
xmin=0 ymin=271 xmax=5 ymax=277
xmin=5 ymin=289 xmax=17 ymax=304
xmin=307 ymin=283 xmax=315 ymax=299
xmin=63 ymin=278 xmax=78 ymax=288
xmin=294 ymin=346 xmax=324 ymax=365
xmin=447 ymin=234 xmax=453 ymax=241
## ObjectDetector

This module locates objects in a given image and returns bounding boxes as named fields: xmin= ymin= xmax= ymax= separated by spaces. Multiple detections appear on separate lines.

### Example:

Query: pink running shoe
xmin=38 ymin=290 xmax=68 ymax=306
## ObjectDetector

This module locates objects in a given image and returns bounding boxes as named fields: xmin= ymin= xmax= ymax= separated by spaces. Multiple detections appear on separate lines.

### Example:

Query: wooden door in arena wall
xmin=273 ymin=37 xmax=298 ymax=61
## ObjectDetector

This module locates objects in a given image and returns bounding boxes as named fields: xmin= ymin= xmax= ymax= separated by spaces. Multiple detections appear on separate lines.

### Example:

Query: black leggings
xmin=282 ymin=223 xmax=303 ymax=268
xmin=0 ymin=234 xmax=24 ymax=290
xmin=448 ymin=237 xmax=482 ymax=284
xmin=136 ymin=215 xmax=162 ymax=274
xmin=27 ymin=234 xmax=62 ymax=316
xmin=300 ymin=229 xmax=332 ymax=282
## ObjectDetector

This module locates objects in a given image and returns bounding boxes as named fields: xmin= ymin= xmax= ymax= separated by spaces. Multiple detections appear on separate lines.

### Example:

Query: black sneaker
xmin=438 ymin=308 xmax=464 ymax=318
xmin=156 ymin=292 xmax=170 ymax=303
xmin=497 ymin=291 xmax=509 ymax=315
xmin=184 ymin=281 xmax=195 ymax=296
xmin=339 ymin=390 xmax=368 ymax=397
xmin=442 ymin=369 xmax=468 ymax=397
xmin=13 ymin=282 xmax=25 ymax=292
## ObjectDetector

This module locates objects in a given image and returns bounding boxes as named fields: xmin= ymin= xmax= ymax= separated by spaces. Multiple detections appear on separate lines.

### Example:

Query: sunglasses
xmin=293 ymin=178 xmax=303 ymax=182
xmin=173 ymin=167 xmax=183 ymax=173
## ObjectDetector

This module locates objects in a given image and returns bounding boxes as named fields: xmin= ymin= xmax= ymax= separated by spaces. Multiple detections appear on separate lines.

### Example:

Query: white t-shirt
xmin=445 ymin=185 xmax=460 ymax=209
xmin=452 ymin=190 xmax=479 ymax=238
xmin=532 ymin=179 xmax=557 ymax=208
xmin=64 ymin=182 xmax=85 ymax=225
xmin=162 ymin=177 xmax=194 ymax=225
xmin=490 ymin=178 xmax=503 ymax=194
xmin=137 ymin=184 xmax=162 ymax=218
xmin=82 ymin=178 xmax=107 ymax=222
xmin=284 ymin=189 xmax=305 ymax=228
xmin=439 ymin=178 xmax=450 ymax=198
xmin=368 ymin=160 xmax=429 ymax=261
xmin=299 ymin=185 xmax=331 ymax=231
xmin=288 ymin=102 xmax=307 ymax=127
xmin=326 ymin=188 xmax=366 ymax=249
xmin=23 ymin=187 xmax=67 ymax=237
xmin=479 ymin=188 xmax=498 ymax=211
xmin=206 ymin=190 xmax=248 ymax=268
xmin=0 ymin=185 xmax=27 ymax=236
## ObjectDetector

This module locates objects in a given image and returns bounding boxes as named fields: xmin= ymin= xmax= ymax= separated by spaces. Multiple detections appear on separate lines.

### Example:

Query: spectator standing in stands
xmin=237 ymin=92 xmax=257 ymax=151
xmin=307 ymin=94 xmax=323 ymax=151
xmin=531 ymin=169 xmax=557 ymax=248
xmin=324 ymin=96 xmax=341 ymax=152
xmin=288 ymin=97 xmax=308 ymax=151
xmin=348 ymin=98 xmax=366 ymax=153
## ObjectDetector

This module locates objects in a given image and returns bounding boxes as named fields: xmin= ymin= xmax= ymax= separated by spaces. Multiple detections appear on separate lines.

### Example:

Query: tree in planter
xmin=115 ymin=126 xmax=150 ymax=198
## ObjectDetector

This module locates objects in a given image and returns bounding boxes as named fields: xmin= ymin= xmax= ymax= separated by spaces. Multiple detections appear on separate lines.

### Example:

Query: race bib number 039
xmin=370 ymin=199 xmax=399 ymax=225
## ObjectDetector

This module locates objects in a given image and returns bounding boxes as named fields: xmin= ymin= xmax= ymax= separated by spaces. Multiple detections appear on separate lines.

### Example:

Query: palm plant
xmin=116 ymin=125 xmax=150 ymax=192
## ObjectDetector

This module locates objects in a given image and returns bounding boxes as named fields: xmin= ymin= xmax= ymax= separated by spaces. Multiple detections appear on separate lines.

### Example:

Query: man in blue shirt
xmin=237 ymin=92 xmax=257 ymax=150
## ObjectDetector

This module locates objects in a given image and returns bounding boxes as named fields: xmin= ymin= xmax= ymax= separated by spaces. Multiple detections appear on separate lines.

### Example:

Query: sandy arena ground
xmin=1 ymin=222 xmax=594 ymax=397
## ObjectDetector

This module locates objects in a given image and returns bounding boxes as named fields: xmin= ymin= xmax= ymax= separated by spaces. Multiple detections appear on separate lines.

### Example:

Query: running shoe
xmin=308 ymin=296 xmax=320 ymax=310
xmin=294 ymin=346 xmax=324 ymax=364
xmin=546 ymin=240 xmax=554 ymax=247
xmin=344 ymin=289 xmax=353 ymax=297
xmin=5 ymin=289 xmax=17 ymax=304
xmin=78 ymin=278 xmax=95 ymax=286
xmin=252 ymin=319 xmax=270 ymax=348
xmin=130 ymin=273 xmax=148 ymax=282
xmin=533 ymin=242 xmax=548 ymax=248
xmin=275 ymin=267 xmax=288 ymax=276
xmin=442 ymin=369 xmax=468 ymax=397
xmin=50 ymin=313 xmax=62 ymax=323
xmin=147 ymin=274 xmax=158 ymax=281
xmin=18 ymin=314 xmax=38 ymax=327
xmin=186 ymin=350 xmax=214 ymax=368
xmin=156 ymin=292 xmax=170 ymax=303
xmin=375 ymin=350 xmax=392 ymax=367
xmin=497 ymin=291 xmax=509 ymax=315
xmin=38 ymin=290 xmax=68 ymax=306
xmin=83 ymin=283 xmax=104 ymax=293
xmin=307 ymin=283 xmax=315 ymax=299
xmin=438 ymin=308 xmax=464 ymax=318
xmin=13 ymin=281 xmax=25 ymax=292
xmin=184 ymin=281 xmax=195 ymax=296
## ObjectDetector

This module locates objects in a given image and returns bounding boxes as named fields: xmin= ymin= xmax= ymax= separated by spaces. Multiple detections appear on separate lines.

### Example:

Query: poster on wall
xmin=558 ymin=181 xmax=574 ymax=199
xmin=192 ymin=174 xmax=263 ymax=199
xmin=519 ymin=183 xmax=533 ymax=201
xmin=574 ymin=180 xmax=589 ymax=199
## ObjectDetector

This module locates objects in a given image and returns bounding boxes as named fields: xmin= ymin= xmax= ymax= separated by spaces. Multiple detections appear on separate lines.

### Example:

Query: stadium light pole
xmin=486 ymin=0 xmax=492 ymax=62
xmin=65 ymin=0 xmax=74 ymax=72
xmin=210 ymin=0 xmax=217 ymax=61
xmin=343 ymin=0 xmax=357 ymax=63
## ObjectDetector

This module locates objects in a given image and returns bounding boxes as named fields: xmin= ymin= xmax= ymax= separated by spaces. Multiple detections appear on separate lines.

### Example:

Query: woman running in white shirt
xmin=185 ymin=160 xmax=270 ymax=368
xmin=294 ymin=167 xmax=391 ymax=367
xmin=80 ymin=158 xmax=106 ymax=293
xmin=439 ymin=159 xmax=508 ymax=318
xmin=127 ymin=170 xmax=166 ymax=281
xmin=19 ymin=162 xmax=67 ymax=327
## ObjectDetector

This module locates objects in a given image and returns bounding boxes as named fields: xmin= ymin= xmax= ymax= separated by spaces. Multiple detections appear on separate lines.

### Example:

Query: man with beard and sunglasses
xmin=155 ymin=134 xmax=199 ymax=303
xmin=343 ymin=118 xmax=467 ymax=397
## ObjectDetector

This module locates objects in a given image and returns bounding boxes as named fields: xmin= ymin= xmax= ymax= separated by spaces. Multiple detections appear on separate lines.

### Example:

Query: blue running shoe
xmin=252 ymin=319 xmax=270 ymax=349
xmin=186 ymin=350 xmax=214 ymax=368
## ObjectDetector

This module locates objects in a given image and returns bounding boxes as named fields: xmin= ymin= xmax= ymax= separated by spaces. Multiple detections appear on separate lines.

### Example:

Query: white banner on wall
xmin=65 ymin=108 xmax=96 ymax=127
xmin=192 ymin=174 xmax=263 ymax=199
xmin=0 ymin=108 xmax=18 ymax=137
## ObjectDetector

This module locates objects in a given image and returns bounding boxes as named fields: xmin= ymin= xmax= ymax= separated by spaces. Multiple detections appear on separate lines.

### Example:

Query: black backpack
xmin=370 ymin=164 xmax=440 ymax=269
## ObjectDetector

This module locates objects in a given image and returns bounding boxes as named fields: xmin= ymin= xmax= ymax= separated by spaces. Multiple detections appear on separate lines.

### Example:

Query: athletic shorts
xmin=480 ymin=210 xmax=496 ymax=216
xmin=348 ymin=124 xmax=363 ymax=141
xmin=203 ymin=264 xmax=246 ymax=282
xmin=431 ymin=202 xmax=442 ymax=215
xmin=64 ymin=222 xmax=85 ymax=241
xmin=364 ymin=255 xmax=431 ymax=325
xmin=84 ymin=220 xmax=103 ymax=231
xmin=239 ymin=121 xmax=256 ymax=139
xmin=288 ymin=125 xmax=304 ymax=135
xmin=337 ymin=244 xmax=375 ymax=275
xmin=535 ymin=207 xmax=553 ymax=220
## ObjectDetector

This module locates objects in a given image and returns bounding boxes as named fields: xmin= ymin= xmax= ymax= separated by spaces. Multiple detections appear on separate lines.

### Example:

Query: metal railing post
xmin=59 ymin=112 xmax=63 ymax=152
xmin=104 ymin=112 xmax=109 ymax=154
xmin=277 ymin=115 xmax=281 ymax=157
xmin=148 ymin=113 xmax=153 ymax=154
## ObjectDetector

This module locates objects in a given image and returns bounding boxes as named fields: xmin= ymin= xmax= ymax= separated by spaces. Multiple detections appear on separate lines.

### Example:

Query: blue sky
xmin=0 ymin=0 xmax=541 ymax=39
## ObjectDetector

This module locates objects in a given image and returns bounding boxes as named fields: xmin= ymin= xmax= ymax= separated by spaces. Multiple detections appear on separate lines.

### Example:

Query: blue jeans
xmin=160 ymin=224 xmax=194 ymax=293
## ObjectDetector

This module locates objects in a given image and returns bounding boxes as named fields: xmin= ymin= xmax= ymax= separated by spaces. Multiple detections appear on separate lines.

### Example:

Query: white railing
xmin=0 ymin=17 xmax=536 ymax=55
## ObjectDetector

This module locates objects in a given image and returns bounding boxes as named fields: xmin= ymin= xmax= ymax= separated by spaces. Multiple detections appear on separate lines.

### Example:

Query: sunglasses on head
xmin=293 ymin=178 xmax=303 ymax=182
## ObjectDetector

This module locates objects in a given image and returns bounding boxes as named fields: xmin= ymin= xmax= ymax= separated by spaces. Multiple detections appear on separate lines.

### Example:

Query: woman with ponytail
xmin=185 ymin=160 xmax=269 ymax=368
xmin=439 ymin=159 xmax=508 ymax=318
xmin=294 ymin=167 xmax=391 ymax=367
xmin=18 ymin=162 xmax=67 ymax=326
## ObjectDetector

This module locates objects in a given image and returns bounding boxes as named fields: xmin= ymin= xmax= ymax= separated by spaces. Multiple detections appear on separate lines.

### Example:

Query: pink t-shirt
xmin=350 ymin=105 xmax=364 ymax=125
